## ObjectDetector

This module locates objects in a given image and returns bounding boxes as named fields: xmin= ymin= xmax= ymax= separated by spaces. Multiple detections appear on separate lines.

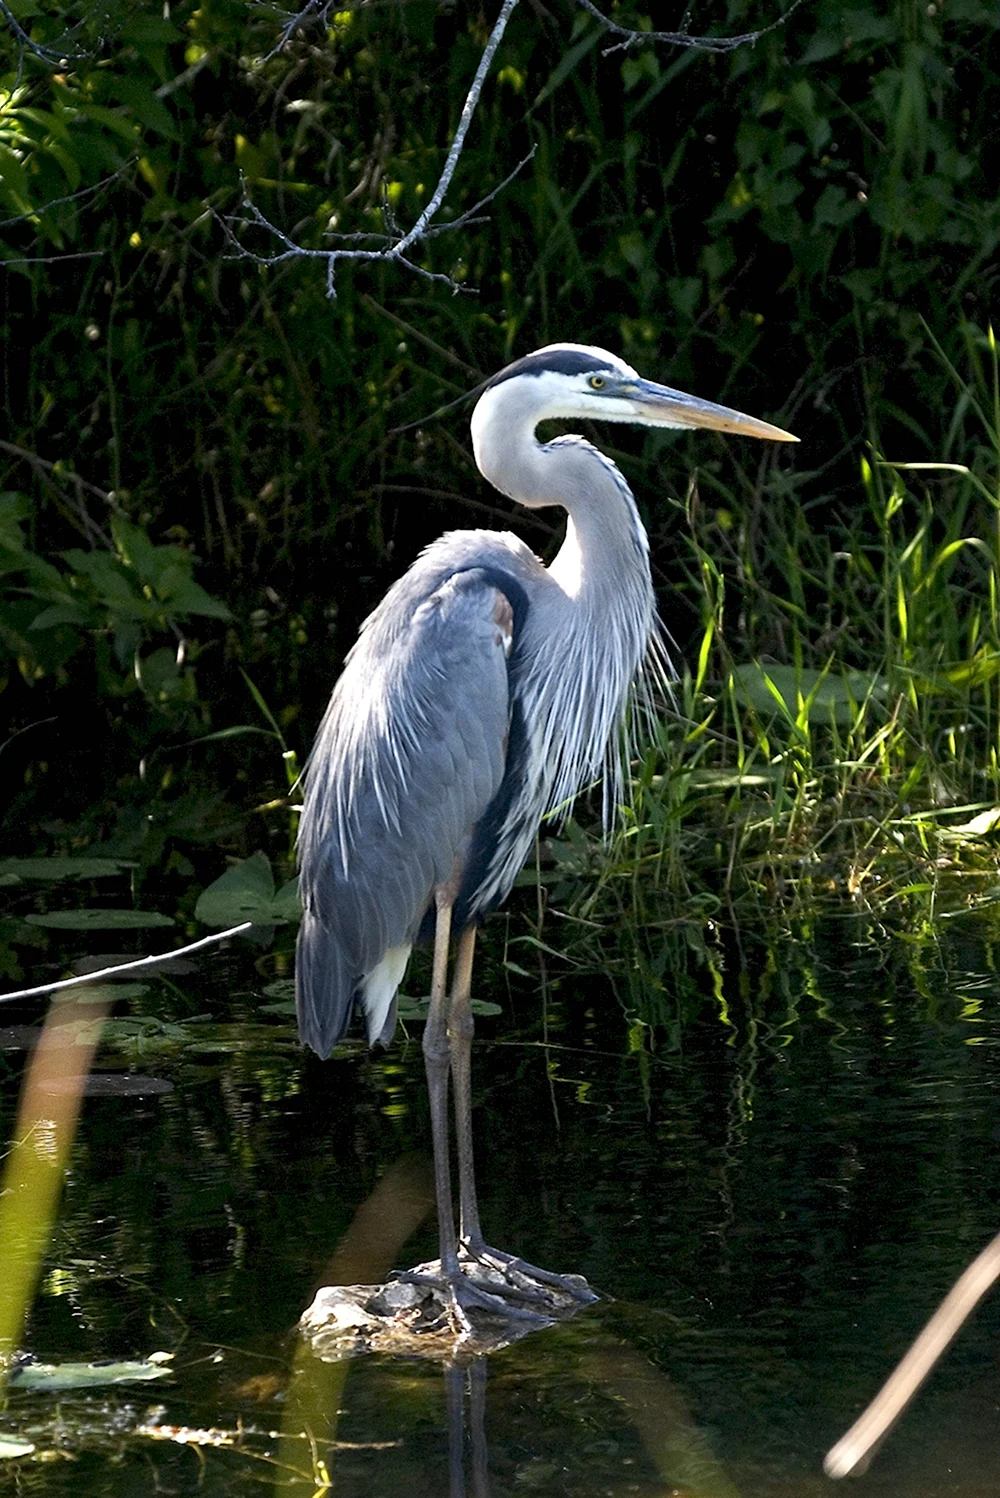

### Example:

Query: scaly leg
xmin=407 ymin=904 xmax=544 ymax=1326
xmin=423 ymin=896 xmax=458 ymax=1278
xmin=448 ymin=925 xmax=482 ymax=1247
xmin=449 ymin=926 xmax=596 ymax=1310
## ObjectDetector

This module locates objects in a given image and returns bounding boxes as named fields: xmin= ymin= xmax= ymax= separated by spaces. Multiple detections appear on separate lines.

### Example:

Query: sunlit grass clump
xmin=546 ymin=325 xmax=1000 ymax=975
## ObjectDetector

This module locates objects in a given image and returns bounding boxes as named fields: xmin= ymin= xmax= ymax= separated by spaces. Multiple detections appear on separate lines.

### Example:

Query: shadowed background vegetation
xmin=3 ymin=0 xmax=1000 ymax=997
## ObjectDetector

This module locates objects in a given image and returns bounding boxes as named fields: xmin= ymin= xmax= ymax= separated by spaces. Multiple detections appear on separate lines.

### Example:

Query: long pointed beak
xmin=629 ymin=378 xmax=799 ymax=443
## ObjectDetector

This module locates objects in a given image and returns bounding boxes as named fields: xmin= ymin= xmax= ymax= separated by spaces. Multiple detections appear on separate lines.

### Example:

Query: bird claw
xmin=459 ymin=1240 xmax=599 ymax=1307
xmin=392 ymin=1243 xmax=597 ymax=1334
xmin=394 ymin=1266 xmax=555 ymax=1329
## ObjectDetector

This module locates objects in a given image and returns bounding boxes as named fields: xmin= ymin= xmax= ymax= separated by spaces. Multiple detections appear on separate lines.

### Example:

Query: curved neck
xmin=471 ymin=387 xmax=650 ymax=603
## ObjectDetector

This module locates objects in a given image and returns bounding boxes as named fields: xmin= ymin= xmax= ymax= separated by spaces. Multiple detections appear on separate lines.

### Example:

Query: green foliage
xmin=1 ymin=496 xmax=229 ymax=691
xmin=194 ymin=850 xmax=300 ymax=927
xmin=0 ymin=856 xmax=135 ymax=879
xmin=2 ymin=0 xmax=1000 ymax=991
xmin=23 ymin=907 xmax=174 ymax=928
xmin=8 ymin=1355 xmax=172 ymax=1391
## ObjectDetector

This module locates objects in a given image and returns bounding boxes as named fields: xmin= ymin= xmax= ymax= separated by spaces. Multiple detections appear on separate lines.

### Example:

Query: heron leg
xmin=449 ymin=927 xmax=595 ymax=1310
xmin=424 ymin=896 xmax=459 ymax=1278
xmin=408 ymin=904 xmax=593 ymax=1325
xmin=448 ymin=924 xmax=483 ymax=1248
xmin=404 ymin=905 xmax=550 ymax=1329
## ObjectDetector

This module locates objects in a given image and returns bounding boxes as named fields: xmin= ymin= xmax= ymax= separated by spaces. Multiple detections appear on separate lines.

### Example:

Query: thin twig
xmin=228 ymin=0 xmax=799 ymax=295
xmin=824 ymin=1228 xmax=1000 ymax=1478
xmin=0 ymin=923 xmax=254 ymax=1005
xmin=0 ymin=0 xmax=89 ymax=79
xmin=1 ymin=250 xmax=107 ymax=266
xmin=225 ymin=0 xmax=523 ymax=297
xmin=0 ymin=167 xmax=132 ymax=232
xmin=574 ymin=0 xmax=808 ymax=55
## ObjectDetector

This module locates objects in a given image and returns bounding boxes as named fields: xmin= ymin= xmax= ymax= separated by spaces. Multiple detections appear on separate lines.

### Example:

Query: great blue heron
xmin=297 ymin=344 xmax=797 ymax=1320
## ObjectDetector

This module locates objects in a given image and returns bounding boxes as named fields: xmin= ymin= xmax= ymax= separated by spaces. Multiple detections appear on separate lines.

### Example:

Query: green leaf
xmin=397 ymin=995 xmax=502 ymax=1019
xmin=731 ymin=663 xmax=887 ymax=727
xmin=271 ymin=875 xmax=302 ymax=922
xmin=24 ymin=909 xmax=175 ymax=930
xmin=0 ymin=144 xmax=31 ymax=204
xmin=29 ymin=602 xmax=91 ymax=630
xmin=77 ymin=103 xmax=140 ymax=145
xmin=9 ymin=1355 xmax=172 ymax=1391
xmin=0 ymin=1437 xmax=35 ymax=1459
xmin=195 ymin=852 xmax=298 ymax=927
xmin=156 ymin=570 xmax=231 ymax=620
xmin=104 ymin=77 xmax=179 ymax=141
xmin=0 ymin=857 xmax=137 ymax=881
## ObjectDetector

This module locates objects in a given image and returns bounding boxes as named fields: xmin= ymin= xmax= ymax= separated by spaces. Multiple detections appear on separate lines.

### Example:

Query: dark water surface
xmin=3 ymin=911 xmax=1000 ymax=1495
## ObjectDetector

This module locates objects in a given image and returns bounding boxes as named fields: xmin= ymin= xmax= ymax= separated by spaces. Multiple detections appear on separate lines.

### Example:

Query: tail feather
xmin=295 ymin=908 xmax=358 ymax=1057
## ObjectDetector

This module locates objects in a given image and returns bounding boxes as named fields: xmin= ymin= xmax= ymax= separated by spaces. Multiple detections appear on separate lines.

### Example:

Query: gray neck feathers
xmin=471 ymin=378 xmax=657 ymax=827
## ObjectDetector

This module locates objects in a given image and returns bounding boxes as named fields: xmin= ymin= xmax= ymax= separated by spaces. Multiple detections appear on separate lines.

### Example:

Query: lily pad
xmin=397 ymin=995 xmax=502 ymax=1019
xmin=58 ymin=983 xmax=149 ymax=1006
xmin=40 ymin=1073 xmax=174 ymax=1097
xmin=260 ymin=978 xmax=296 ymax=1014
xmin=72 ymin=953 xmax=197 ymax=977
xmin=23 ymin=910 xmax=175 ymax=931
xmin=0 ymin=857 xmax=137 ymax=882
xmin=0 ymin=1436 xmax=35 ymax=1459
xmin=9 ymin=1353 xmax=173 ymax=1392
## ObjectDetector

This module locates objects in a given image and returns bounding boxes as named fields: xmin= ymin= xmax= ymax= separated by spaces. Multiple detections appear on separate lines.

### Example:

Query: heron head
xmin=475 ymin=342 xmax=799 ymax=445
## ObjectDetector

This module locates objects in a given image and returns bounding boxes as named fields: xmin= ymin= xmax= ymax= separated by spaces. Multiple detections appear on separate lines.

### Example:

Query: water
xmin=3 ymin=910 xmax=1000 ymax=1494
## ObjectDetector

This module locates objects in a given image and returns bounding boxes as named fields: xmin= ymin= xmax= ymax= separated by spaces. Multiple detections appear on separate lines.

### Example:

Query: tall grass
xmin=537 ymin=325 xmax=1000 ymax=1003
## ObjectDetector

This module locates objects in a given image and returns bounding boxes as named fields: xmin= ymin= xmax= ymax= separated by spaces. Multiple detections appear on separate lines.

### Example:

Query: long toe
xmin=396 ymin=1265 xmax=554 ymax=1327
xmin=459 ymin=1241 xmax=599 ymax=1309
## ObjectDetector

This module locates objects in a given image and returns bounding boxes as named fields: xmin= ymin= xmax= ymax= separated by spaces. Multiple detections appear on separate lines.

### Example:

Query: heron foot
xmin=395 ymin=1264 xmax=555 ymax=1332
xmin=459 ymin=1239 xmax=599 ymax=1307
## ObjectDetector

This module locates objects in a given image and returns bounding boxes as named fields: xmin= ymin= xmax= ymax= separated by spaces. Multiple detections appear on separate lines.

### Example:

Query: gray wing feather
xmin=296 ymin=568 xmax=512 ymax=1055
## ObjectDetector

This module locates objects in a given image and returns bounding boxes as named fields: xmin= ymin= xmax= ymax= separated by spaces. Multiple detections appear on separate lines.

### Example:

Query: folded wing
xmin=296 ymin=568 xmax=515 ymax=1054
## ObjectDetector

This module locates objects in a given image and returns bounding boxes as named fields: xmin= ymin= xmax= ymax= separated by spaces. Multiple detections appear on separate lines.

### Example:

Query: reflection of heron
xmin=296 ymin=344 xmax=797 ymax=1318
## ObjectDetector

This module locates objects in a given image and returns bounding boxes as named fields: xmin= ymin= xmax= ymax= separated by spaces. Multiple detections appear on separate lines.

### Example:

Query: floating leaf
xmin=0 ymin=1437 xmax=34 ymax=1459
xmin=263 ymin=979 xmax=295 ymax=1000
xmin=72 ymin=953 xmax=196 ymax=977
xmin=0 ymin=858 xmax=137 ymax=882
xmin=41 ymin=1073 xmax=174 ymax=1097
xmin=397 ymin=994 xmax=502 ymax=1019
xmin=23 ymin=910 xmax=175 ymax=931
xmin=9 ymin=1354 xmax=173 ymax=1391
xmin=195 ymin=853 xmax=300 ymax=927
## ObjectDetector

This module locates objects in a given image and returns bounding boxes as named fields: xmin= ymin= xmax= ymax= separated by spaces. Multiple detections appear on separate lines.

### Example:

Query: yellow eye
xmin=588 ymin=375 xmax=606 ymax=389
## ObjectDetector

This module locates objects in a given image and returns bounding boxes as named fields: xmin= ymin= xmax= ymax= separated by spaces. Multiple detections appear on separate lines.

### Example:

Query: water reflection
xmin=1 ymin=914 xmax=1000 ymax=1493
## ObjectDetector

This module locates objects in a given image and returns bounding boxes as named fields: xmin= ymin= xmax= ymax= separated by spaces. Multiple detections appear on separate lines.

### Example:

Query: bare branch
xmin=574 ymin=0 xmax=808 ymax=54
xmin=423 ymin=148 xmax=537 ymax=238
xmin=0 ymin=0 xmax=90 ymax=82
xmin=0 ymin=439 xmax=120 ymax=547
xmin=253 ymin=0 xmax=342 ymax=63
xmin=226 ymin=0 xmax=523 ymax=297
xmin=1 ymin=249 xmax=106 ymax=266
xmin=393 ymin=0 xmax=520 ymax=258
xmin=0 ymin=924 xmax=254 ymax=1006
xmin=0 ymin=169 xmax=130 ymax=233
xmin=229 ymin=0 xmax=798 ymax=297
